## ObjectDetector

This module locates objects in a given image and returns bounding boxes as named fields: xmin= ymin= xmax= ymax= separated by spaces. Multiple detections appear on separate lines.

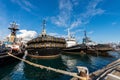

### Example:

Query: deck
xmin=71 ymin=59 xmax=120 ymax=80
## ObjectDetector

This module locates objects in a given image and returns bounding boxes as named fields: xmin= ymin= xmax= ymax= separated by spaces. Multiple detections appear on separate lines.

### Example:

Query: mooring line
xmin=8 ymin=53 xmax=86 ymax=79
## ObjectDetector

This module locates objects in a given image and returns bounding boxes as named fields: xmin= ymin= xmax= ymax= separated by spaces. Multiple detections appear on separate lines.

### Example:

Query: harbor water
xmin=0 ymin=51 xmax=120 ymax=80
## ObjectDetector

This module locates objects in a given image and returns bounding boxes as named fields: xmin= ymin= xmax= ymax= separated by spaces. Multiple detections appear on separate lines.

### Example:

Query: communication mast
xmin=8 ymin=21 xmax=19 ymax=43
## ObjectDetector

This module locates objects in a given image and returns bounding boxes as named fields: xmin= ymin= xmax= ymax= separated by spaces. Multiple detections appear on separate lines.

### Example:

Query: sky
xmin=0 ymin=0 xmax=120 ymax=43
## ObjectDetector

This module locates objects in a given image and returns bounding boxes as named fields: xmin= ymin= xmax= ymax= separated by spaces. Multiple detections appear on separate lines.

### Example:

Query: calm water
xmin=0 ymin=51 xmax=120 ymax=80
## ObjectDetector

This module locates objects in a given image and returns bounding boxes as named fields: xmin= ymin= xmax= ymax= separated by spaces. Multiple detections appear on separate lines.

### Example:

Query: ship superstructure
xmin=7 ymin=21 xmax=23 ymax=52
xmin=66 ymin=28 xmax=77 ymax=47
xmin=8 ymin=21 xmax=19 ymax=43
xmin=82 ymin=31 xmax=96 ymax=46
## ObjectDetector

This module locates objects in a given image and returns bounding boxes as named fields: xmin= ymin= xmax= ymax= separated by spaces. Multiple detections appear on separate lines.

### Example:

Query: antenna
xmin=41 ymin=20 xmax=46 ymax=35
xmin=43 ymin=20 xmax=46 ymax=30
xmin=84 ymin=30 xmax=87 ymax=38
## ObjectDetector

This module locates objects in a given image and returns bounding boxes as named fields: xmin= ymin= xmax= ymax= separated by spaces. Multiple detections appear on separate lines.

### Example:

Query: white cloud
xmin=51 ymin=0 xmax=73 ymax=27
xmin=59 ymin=0 xmax=73 ymax=11
xmin=88 ymin=31 xmax=94 ymax=34
xmin=11 ymin=0 xmax=35 ymax=12
xmin=69 ymin=0 xmax=104 ymax=29
xmin=80 ymin=0 xmax=104 ymax=24
xmin=48 ymin=32 xmax=59 ymax=36
xmin=17 ymin=30 xmax=37 ymax=42
xmin=72 ymin=0 xmax=79 ymax=6
xmin=51 ymin=0 xmax=104 ymax=30
xmin=51 ymin=0 xmax=81 ymax=29
xmin=70 ymin=19 xmax=82 ymax=30
xmin=48 ymin=32 xmax=67 ymax=38
xmin=71 ymin=29 xmax=83 ymax=35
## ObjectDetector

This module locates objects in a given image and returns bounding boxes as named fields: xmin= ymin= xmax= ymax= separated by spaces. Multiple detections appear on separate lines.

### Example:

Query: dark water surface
xmin=0 ymin=51 xmax=120 ymax=80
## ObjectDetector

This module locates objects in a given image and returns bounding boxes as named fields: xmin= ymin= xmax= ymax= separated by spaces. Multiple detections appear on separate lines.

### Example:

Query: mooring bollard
xmin=77 ymin=66 xmax=91 ymax=80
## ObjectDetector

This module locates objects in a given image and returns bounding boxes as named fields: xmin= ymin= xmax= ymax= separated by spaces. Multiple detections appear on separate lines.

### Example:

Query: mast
xmin=41 ymin=20 xmax=46 ymax=36
xmin=8 ymin=21 xmax=19 ymax=43
xmin=83 ymin=30 xmax=87 ymax=44
xmin=68 ymin=28 xmax=70 ymax=40
xmin=84 ymin=30 xmax=87 ymax=38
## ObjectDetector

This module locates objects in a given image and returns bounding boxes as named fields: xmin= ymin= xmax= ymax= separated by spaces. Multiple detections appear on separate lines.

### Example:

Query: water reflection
xmin=61 ymin=51 xmax=120 ymax=73
xmin=0 ymin=62 xmax=19 ymax=80
xmin=108 ymin=51 xmax=120 ymax=58
xmin=0 ymin=51 xmax=120 ymax=80
xmin=0 ymin=51 xmax=27 ymax=80
xmin=61 ymin=53 xmax=92 ymax=72
xmin=23 ymin=56 xmax=68 ymax=80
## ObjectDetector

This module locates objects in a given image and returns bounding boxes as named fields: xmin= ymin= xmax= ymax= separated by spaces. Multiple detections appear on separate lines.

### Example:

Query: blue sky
xmin=0 ymin=0 xmax=120 ymax=43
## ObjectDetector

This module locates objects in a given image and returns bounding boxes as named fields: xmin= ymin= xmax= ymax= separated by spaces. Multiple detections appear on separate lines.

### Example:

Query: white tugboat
xmin=63 ymin=29 xmax=87 ymax=53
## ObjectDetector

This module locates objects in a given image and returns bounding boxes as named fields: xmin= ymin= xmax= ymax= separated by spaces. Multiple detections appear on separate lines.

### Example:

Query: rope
xmin=8 ymin=53 xmax=86 ymax=79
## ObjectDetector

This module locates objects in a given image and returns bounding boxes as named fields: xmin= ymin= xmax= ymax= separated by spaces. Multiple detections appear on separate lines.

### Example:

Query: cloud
xmin=48 ymin=32 xmax=67 ymax=38
xmin=11 ymin=0 xmax=35 ymax=12
xmin=51 ymin=0 xmax=81 ymax=29
xmin=70 ymin=19 xmax=82 ymax=30
xmin=88 ymin=31 xmax=94 ymax=34
xmin=71 ymin=29 xmax=83 ymax=35
xmin=17 ymin=30 xmax=37 ymax=42
xmin=69 ymin=0 xmax=104 ymax=29
xmin=79 ymin=0 xmax=104 ymax=24
xmin=48 ymin=32 xmax=59 ymax=36
xmin=72 ymin=0 xmax=79 ymax=6
xmin=51 ymin=0 xmax=104 ymax=30
xmin=51 ymin=0 xmax=73 ymax=27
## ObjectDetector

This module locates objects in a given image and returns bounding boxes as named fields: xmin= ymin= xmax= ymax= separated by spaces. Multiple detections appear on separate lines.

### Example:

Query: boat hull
xmin=27 ymin=48 xmax=62 ymax=59
xmin=63 ymin=44 xmax=87 ymax=54
xmin=63 ymin=48 xmax=86 ymax=52
xmin=0 ymin=52 xmax=24 ymax=66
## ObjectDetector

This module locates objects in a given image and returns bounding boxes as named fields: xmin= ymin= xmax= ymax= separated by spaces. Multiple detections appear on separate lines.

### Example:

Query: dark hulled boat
xmin=0 ymin=22 xmax=24 ymax=66
xmin=63 ymin=44 xmax=87 ymax=54
xmin=26 ymin=20 xmax=66 ymax=59
xmin=63 ymin=31 xmax=113 ymax=56
xmin=63 ymin=31 xmax=90 ymax=54
xmin=0 ymin=51 xmax=24 ymax=66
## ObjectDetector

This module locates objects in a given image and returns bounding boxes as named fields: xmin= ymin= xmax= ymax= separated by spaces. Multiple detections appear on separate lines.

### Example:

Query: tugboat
xmin=26 ymin=20 xmax=66 ymax=59
xmin=82 ymin=31 xmax=113 ymax=56
xmin=63 ymin=30 xmax=87 ymax=54
xmin=63 ymin=30 xmax=96 ymax=54
xmin=0 ymin=21 xmax=24 ymax=66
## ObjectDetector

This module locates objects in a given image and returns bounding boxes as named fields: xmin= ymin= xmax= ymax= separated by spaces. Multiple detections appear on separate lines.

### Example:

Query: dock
xmin=71 ymin=59 xmax=120 ymax=80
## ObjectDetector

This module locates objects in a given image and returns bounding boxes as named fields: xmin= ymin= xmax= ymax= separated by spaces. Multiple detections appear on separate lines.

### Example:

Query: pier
xmin=71 ymin=59 xmax=120 ymax=80
xmin=90 ymin=59 xmax=120 ymax=80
